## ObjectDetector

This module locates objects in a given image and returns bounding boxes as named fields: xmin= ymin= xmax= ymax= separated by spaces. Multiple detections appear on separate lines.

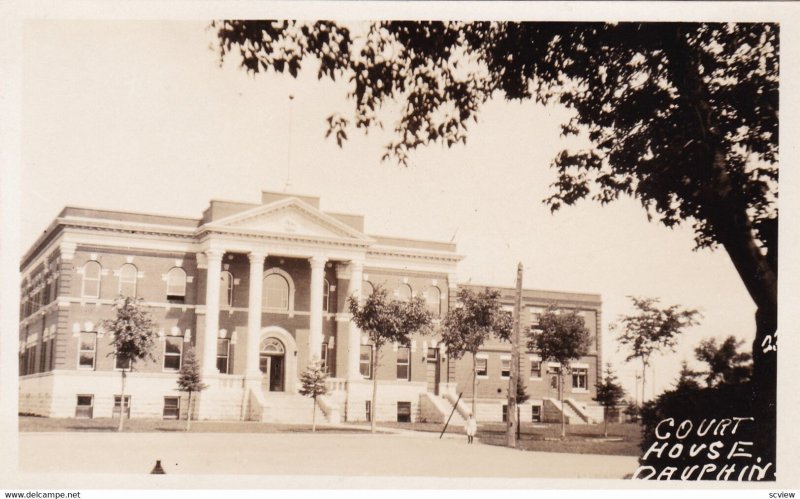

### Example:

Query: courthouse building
xmin=19 ymin=191 xmax=603 ymax=425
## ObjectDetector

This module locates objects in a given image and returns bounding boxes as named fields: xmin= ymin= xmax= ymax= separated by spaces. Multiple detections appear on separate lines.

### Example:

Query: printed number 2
xmin=761 ymin=333 xmax=777 ymax=353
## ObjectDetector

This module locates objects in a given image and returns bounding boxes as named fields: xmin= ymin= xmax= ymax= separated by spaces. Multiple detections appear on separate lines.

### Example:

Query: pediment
xmin=206 ymin=198 xmax=370 ymax=241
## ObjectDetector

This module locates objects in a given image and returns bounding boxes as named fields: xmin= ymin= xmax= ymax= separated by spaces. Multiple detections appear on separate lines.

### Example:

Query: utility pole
xmin=507 ymin=262 xmax=523 ymax=448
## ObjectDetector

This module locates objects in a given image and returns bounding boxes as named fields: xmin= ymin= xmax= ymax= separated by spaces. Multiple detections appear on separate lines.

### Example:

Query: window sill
xmin=571 ymin=388 xmax=589 ymax=394
xmin=529 ymin=377 xmax=543 ymax=381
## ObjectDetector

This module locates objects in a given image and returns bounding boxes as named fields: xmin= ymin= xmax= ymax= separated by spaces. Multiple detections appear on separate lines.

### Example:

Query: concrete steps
xmin=419 ymin=392 xmax=465 ymax=425
xmin=260 ymin=393 xmax=328 ymax=425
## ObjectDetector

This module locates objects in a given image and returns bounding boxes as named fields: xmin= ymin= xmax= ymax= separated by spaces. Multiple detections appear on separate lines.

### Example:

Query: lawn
xmin=18 ymin=416 xmax=379 ymax=434
xmin=19 ymin=416 xmax=642 ymax=456
xmin=379 ymin=420 xmax=643 ymax=456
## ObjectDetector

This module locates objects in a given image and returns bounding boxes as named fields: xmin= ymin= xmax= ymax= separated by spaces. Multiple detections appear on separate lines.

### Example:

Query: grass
xmin=378 ymin=421 xmax=643 ymax=456
xmin=19 ymin=416 xmax=379 ymax=434
xmin=19 ymin=416 xmax=641 ymax=456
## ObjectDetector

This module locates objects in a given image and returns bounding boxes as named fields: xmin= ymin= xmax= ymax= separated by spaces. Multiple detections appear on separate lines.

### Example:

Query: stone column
xmin=202 ymin=248 xmax=224 ymax=376
xmin=246 ymin=251 xmax=267 ymax=378
xmin=308 ymin=256 xmax=327 ymax=362
xmin=347 ymin=261 xmax=363 ymax=379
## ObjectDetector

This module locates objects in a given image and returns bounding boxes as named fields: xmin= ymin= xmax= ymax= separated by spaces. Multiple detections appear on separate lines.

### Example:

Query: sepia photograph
xmin=1 ymin=1 xmax=798 ymax=494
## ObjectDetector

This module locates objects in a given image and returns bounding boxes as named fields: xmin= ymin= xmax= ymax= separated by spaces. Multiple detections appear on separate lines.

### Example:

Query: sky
xmin=21 ymin=19 xmax=760 ymax=400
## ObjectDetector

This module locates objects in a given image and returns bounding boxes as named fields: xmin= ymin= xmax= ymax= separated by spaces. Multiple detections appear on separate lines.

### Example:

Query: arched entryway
xmin=258 ymin=326 xmax=298 ymax=394
xmin=259 ymin=337 xmax=285 ymax=392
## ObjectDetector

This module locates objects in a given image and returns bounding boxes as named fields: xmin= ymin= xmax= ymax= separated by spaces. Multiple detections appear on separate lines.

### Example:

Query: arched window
xmin=425 ymin=286 xmax=441 ymax=317
xmin=397 ymin=283 xmax=412 ymax=302
xmin=260 ymin=337 xmax=285 ymax=354
xmin=263 ymin=273 xmax=290 ymax=311
xmin=166 ymin=267 xmax=187 ymax=303
xmin=118 ymin=264 xmax=138 ymax=298
xmin=220 ymin=271 xmax=234 ymax=307
xmin=323 ymin=278 xmax=331 ymax=313
xmin=82 ymin=261 xmax=102 ymax=298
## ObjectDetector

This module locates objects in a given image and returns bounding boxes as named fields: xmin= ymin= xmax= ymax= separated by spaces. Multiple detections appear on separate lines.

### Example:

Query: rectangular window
xmin=49 ymin=339 xmax=56 ymax=371
xmin=397 ymin=401 xmax=412 ymax=423
xmin=216 ymin=338 xmax=230 ymax=374
xmin=572 ymin=367 xmax=588 ymax=390
xmin=530 ymin=358 xmax=542 ymax=379
xmin=365 ymin=400 xmax=371 ymax=422
xmin=426 ymin=347 xmax=438 ymax=362
xmin=51 ymin=275 xmax=59 ymax=302
xmin=531 ymin=405 xmax=542 ymax=422
xmin=359 ymin=345 xmax=373 ymax=379
xmin=320 ymin=343 xmax=328 ymax=373
xmin=501 ymin=357 xmax=511 ymax=378
xmin=113 ymin=395 xmax=131 ymax=419
xmin=502 ymin=404 xmax=508 ymax=423
xmin=75 ymin=395 xmax=94 ymax=419
xmin=476 ymin=357 xmax=488 ymax=377
xmin=163 ymin=337 xmax=183 ymax=371
xmin=548 ymin=365 xmax=561 ymax=390
xmin=39 ymin=340 xmax=48 ymax=373
xmin=78 ymin=332 xmax=97 ymax=370
xmin=163 ymin=396 xmax=180 ymax=420
xmin=396 ymin=346 xmax=410 ymax=380
xmin=115 ymin=354 xmax=132 ymax=371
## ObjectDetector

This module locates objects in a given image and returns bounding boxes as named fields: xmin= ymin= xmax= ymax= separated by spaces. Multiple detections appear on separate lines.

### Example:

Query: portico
xmin=194 ymin=196 xmax=373 ymax=395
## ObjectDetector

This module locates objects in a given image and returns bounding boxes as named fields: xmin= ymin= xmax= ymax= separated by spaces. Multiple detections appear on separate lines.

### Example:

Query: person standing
xmin=465 ymin=414 xmax=477 ymax=444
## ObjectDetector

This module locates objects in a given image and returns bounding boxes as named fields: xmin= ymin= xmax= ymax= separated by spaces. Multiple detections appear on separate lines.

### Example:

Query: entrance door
xmin=269 ymin=356 xmax=284 ymax=392
xmin=259 ymin=337 xmax=286 ymax=392
xmin=259 ymin=354 xmax=270 ymax=390
xmin=426 ymin=347 xmax=440 ymax=395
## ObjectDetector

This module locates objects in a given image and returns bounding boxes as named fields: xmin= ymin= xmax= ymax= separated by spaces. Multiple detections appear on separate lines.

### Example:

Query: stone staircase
xmin=544 ymin=397 xmax=593 ymax=425
xmin=419 ymin=392 xmax=465 ymax=425
xmin=258 ymin=392 xmax=330 ymax=425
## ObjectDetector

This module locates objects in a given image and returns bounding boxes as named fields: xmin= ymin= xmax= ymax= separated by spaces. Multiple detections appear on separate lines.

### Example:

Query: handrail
xmin=439 ymin=392 xmax=463 ymax=439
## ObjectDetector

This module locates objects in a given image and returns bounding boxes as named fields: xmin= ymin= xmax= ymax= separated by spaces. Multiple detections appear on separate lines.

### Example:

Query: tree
xmin=694 ymin=335 xmax=752 ymax=387
xmin=348 ymin=285 xmax=433 ymax=433
xmin=299 ymin=360 xmax=330 ymax=432
xmin=613 ymin=296 xmax=700 ymax=404
xmin=101 ymin=297 xmax=158 ymax=432
xmin=176 ymin=346 xmax=208 ymax=431
xmin=593 ymin=363 xmax=626 ymax=437
xmin=623 ymin=401 xmax=641 ymax=423
xmin=214 ymin=20 xmax=778 ymax=466
xmin=674 ymin=360 xmax=703 ymax=392
xmin=440 ymin=288 xmax=513 ymax=417
xmin=527 ymin=304 xmax=590 ymax=438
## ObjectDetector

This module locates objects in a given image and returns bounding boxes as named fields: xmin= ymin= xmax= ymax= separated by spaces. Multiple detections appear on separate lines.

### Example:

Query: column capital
xmin=248 ymin=251 xmax=267 ymax=263
xmin=349 ymin=260 xmax=364 ymax=273
xmin=309 ymin=255 xmax=328 ymax=269
xmin=205 ymin=248 xmax=225 ymax=261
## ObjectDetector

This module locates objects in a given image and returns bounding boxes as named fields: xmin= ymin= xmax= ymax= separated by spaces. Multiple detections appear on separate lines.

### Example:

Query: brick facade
xmin=19 ymin=191 xmax=603 ymax=424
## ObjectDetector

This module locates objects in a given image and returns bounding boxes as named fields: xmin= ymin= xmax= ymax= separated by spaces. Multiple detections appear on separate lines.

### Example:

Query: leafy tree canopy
xmin=614 ymin=296 xmax=701 ymax=366
xmin=526 ymin=304 xmax=590 ymax=371
xmin=440 ymin=287 xmax=513 ymax=359
xmin=674 ymin=360 xmax=703 ymax=392
xmin=694 ymin=335 xmax=752 ymax=387
xmin=347 ymin=285 xmax=433 ymax=349
xmin=102 ymin=297 xmax=158 ymax=368
xmin=213 ymin=21 xmax=777 ymax=265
